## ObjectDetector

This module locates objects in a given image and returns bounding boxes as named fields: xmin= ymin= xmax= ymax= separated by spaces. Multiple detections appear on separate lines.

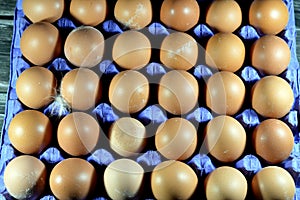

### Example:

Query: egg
xmin=151 ymin=160 xmax=198 ymax=200
xmin=205 ymin=166 xmax=248 ymax=200
xmin=155 ymin=118 xmax=197 ymax=160
xmin=64 ymin=26 xmax=104 ymax=68
xmin=109 ymin=70 xmax=149 ymax=113
xmin=251 ymin=76 xmax=294 ymax=118
xmin=206 ymin=71 xmax=245 ymax=115
xmin=253 ymin=119 xmax=294 ymax=164
xmin=251 ymin=35 xmax=291 ymax=75
xmin=20 ymin=22 xmax=61 ymax=66
xmin=8 ymin=110 xmax=52 ymax=154
xmin=70 ymin=0 xmax=107 ymax=26
xmin=160 ymin=0 xmax=200 ymax=32
xmin=158 ymin=70 xmax=199 ymax=115
xmin=114 ymin=0 xmax=152 ymax=30
xmin=109 ymin=117 xmax=146 ymax=157
xmin=57 ymin=112 xmax=100 ymax=156
xmin=16 ymin=66 xmax=57 ymax=109
xmin=205 ymin=33 xmax=245 ymax=72
xmin=4 ymin=155 xmax=47 ymax=200
xmin=22 ymin=0 xmax=64 ymax=23
xmin=206 ymin=0 xmax=242 ymax=33
xmin=112 ymin=30 xmax=151 ymax=70
xmin=50 ymin=158 xmax=97 ymax=200
xmin=160 ymin=32 xmax=198 ymax=70
xmin=249 ymin=0 xmax=289 ymax=35
xmin=252 ymin=166 xmax=296 ymax=200
xmin=104 ymin=159 xmax=144 ymax=200
xmin=60 ymin=68 xmax=102 ymax=110
xmin=204 ymin=115 xmax=246 ymax=163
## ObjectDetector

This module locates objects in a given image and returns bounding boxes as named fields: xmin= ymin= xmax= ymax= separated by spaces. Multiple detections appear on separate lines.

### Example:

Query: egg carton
xmin=0 ymin=0 xmax=300 ymax=199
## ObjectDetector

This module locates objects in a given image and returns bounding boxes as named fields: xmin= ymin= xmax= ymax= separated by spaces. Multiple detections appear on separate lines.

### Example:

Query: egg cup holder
xmin=1 ymin=0 xmax=300 ymax=199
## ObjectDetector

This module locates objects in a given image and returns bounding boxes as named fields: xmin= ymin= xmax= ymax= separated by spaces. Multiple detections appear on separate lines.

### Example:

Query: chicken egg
xmin=160 ymin=0 xmax=200 ymax=32
xmin=158 ymin=70 xmax=199 ymax=115
xmin=60 ymin=68 xmax=102 ymax=110
xmin=8 ymin=110 xmax=52 ymax=154
xmin=251 ymin=35 xmax=291 ymax=75
xmin=114 ymin=0 xmax=152 ymax=30
xmin=160 ymin=32 xmax=198 ymax=70
xmin=70 ymin=0 xmax=107 ymax=26
xmin=205 ymin=33 xmax=245 ymax=72
xmin=20 ymin=22 xmax=61 ymax=66
xmin=251 ymin=76 xmax=294 ymax=118
xmin=50 ymin=158 xmax=97 ymax=200
xmin=57 ymin=112 xmax=100 ymax=156
xmin=104 ymin=159 xmax=144 ymax=200
xmin=249 ymin=0 xmax=289 ymax=35
xmin=206 ymin=71 xmax=245 ymax=115
xmin=155 ymin=117 xmax=197 ymax=160
xmin=4 ymin=155 xmax=47 ymax=200
xmin=64 ymin=26 xmax=104 ymax=68
xmin=204 ymin=115 xmax=246 ymax=163
xmin=151 ymin=160 xmax=198 ymax=200
xmin=16 ymin=66 xmax=57 ymax=109
xmin=109 ymin=70 xmax=149 ymax=113
xmin=112 ymin=30 xmax=151 ymax=70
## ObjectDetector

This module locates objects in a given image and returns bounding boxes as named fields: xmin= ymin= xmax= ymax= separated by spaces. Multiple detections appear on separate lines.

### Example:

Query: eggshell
xmin=104 ymin=159 xmax=144 ymax=200
xmin=114 ymin=0 xmax=152 ymax=30
xmin=4 ymin=155 xmax=47 ymax=200
xmin=251 ymin=76 xmax=294 ymax=118
xmin=204 ymin=115 xmax=246 ymax=163
xmin=160 ymin=32 xmax=198 ymax=70
xmin=8 ymin=110 xmax=52 ymax=154
xmin=155 ymin=117 xmax=197 ymax=160
xmin=109 ymin=70 xmax=149 ymax=113
xmin=158 ymin=70 xmax=199 ymax=115
xmin=205 ymin=166 xmax=248 ymax=200
xmin=151 ymin=160 xmax=198 ymax=200
xmin=49 ymin=158 xmax=97 ymax=200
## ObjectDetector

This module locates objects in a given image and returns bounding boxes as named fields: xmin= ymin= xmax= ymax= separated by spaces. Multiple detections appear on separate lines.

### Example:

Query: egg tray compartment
xmin=1 ymin=0 xmax=300 ymax=199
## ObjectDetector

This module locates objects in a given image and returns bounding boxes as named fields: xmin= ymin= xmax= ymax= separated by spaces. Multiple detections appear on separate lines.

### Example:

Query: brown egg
xmin=16 ymin=66 xmax=57 ymax=109
xmin=8 ymin=110 xmax=52 ymax=154
xmin=251 ymin=35 xmax=291 ymax=75
xmin=158 ymin=70 xmax=199 ymax=115
xmin=4 ymin=155 xmax=47 ymax=200
xmin=205 ymin=33 xmax=245 ymax=72
xmin=204 ymin=115 xmax=246 ymax=163
xmin=114 ymin=0 xmax=152 ymax=30
xmin=253 ymin=119 xmax=294 ymax=164
xmin=249 ymin=0 xmax=289 ymax=35
xmin=160 ymin=32 xmax=198 ymax=70
xmin=109 ymin=70 xmax=149 ymax=113
xmin=109 ymin=117 xmax=146 ymax=157
xmin=155 ymin=118 xmax=197 ymax=160
xmin=70 ymin=0 xmax=107 ymax=26
xmin=252 ymin=166 xmax=296 ymax=200
xmin=206 ymin=0 xmax=242 ymax=33
xmin=251 ymin=76 xmax=294 ymax=118
xmin=206 ymin=71 xmax=245 ymax=115
xmin=50 ymin=158 xmax=97 ymax=200
xmin=160 ymin=0 xmax=200 ymax=32
xmin=64 ymin=26 xmax=104 ymax=68
xmin=205 ymin=166 xmax=248 ymax=200
xmin=57 ymin=112 xmax=100 ymax=156
xmin=22 ymin=0 xmax=64 ymax=23
xmin=151 ymin=160 xmax=198 ymax=200
xmin=60 ymin=68 xmax=101 ymax=110
xmin=20 ymin=22 xmax=61 ymax=66
xmin=112 ymin=30 xmax=151 ymax=70
xmin=104 ymin=159 xmax=144 ymax=200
